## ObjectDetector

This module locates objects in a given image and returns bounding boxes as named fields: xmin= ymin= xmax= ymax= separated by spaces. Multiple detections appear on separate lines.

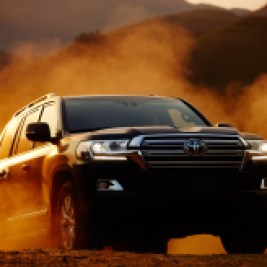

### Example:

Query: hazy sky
xmin=187 ymin=0 xmax=266 ymax=10
xmin=0 ymin=0 xmax=266 ymax=51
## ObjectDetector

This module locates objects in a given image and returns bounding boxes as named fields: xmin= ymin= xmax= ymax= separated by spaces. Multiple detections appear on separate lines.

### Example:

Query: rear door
xmin=0 ymin=105 xmax=57 ymax=238
xmin=5 ymin=106 xmax=44 ymax=215
xmin=0 ymin=116 xmax=23 ymax=217
xmin=9 ymin=102 xmax=58 ymax=216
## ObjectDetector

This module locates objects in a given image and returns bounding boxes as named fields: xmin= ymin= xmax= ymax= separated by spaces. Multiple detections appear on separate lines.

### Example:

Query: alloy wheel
xmin=60 ymin=195 xmax=76 ymax=249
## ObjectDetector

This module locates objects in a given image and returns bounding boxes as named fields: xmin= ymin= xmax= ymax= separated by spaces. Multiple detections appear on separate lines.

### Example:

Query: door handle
xmin=0 ymin=169 xmax=8 ymax=179
xmin=22 ymin=163 xmax=31 ymax=172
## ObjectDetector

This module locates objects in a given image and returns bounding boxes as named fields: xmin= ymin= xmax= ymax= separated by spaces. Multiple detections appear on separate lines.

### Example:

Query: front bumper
xmin=92 ymin=189 xmax=267 ymax=238
xmin=248 ymin=152 xmax=267 ymax=177
xmin=73 ymin=160 xmax=267 ymax=238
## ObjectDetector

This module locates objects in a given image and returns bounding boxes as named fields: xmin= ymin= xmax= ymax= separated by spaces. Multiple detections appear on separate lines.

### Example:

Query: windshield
xmin=63 ymin=96 xmax=209 ymax=133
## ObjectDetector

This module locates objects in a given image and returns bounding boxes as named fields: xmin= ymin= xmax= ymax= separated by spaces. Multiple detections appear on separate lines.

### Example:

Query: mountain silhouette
xmin=190 ymin=16 xmax=267 ymax=91
xmin=0 ymin=0 xmax=248 ymax=50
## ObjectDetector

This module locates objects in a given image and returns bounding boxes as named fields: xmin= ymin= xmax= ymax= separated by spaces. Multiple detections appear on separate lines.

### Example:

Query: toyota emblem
xmin=184 ymin=139 xmax=207 ymax=156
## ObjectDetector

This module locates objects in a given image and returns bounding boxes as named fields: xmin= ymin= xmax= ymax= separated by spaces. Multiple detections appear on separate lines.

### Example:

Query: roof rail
xmin=14 ymin=92 xmax=57 ymax=117
xmin=28 ymin=93 xmax=56 ymax=108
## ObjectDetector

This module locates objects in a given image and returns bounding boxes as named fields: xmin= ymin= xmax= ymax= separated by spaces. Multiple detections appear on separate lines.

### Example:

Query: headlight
xmin=247 ymin=140 xmax=267 ymax=152
xmin=76 ymin=140 xmax=130 ymax=160
xmin=91 ymin=140 xmax=129 ymax=154
xmin=259 ymin=142 xmax=267 ymax=152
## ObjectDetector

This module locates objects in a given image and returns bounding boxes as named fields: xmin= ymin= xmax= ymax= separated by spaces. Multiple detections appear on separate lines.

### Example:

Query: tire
xmin=220 ymin=229 xmax=266 ymax=254
xmin=55 ymin=181 xmax=80 ymax=249
xmin=132 ymin=238 xmax=167 ymax=254
xmin=114 ymin=238 xmax=168 ymax=254
xmin=55 ymin=181 xmax=100 ymax=249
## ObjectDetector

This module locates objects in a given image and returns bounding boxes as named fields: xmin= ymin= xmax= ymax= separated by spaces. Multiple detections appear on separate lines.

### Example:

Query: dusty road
xmin=0 ymin=250 xmax=267 ymax=267
xmin=1 ymin=234 xmax=267 ymax=266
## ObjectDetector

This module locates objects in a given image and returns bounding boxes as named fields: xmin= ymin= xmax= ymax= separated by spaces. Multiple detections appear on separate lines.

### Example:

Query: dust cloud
xmin=0 ymin=20 xmax=267 ymax=252
xmin=0 ymin=21 xmax=225 ymax=128
xmin=169 ymin=235 xmax=226 ymax=254
xmin=0 ymin=19 xmax=255 ymax=133
xmin=229 ymin=74 xmax=267 ymax=138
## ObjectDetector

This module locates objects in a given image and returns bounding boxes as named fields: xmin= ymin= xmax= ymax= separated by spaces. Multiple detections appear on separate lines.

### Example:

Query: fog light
xmin=261 ymin=178 xmax=267 ymax=189
xmin=96 ymin=180 xmax=110 ymax=190
xmin=96 ymin=179 xmax=124 ymax=191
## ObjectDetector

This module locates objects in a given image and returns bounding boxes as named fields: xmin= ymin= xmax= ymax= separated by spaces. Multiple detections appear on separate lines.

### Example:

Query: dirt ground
xmin=0 ymin=250 xmax=267 ymax=267
xmin=0 ymin=235 xmax=267 ymax=266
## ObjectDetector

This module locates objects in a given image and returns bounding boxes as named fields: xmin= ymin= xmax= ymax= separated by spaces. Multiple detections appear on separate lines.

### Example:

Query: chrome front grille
xmin=140 ymin=135 xmax=245 ymax=169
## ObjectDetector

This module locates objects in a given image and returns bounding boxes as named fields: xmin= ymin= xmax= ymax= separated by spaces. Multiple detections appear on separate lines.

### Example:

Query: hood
xmin=74 ymin=125 xmax=240 ymax=140
xmin=241 ymin=132 xmax=262 ymax=140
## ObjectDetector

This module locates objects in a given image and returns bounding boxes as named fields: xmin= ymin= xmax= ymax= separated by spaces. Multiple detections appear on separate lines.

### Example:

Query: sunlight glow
xmin=186 ymin=0 xmax=266 ymax=10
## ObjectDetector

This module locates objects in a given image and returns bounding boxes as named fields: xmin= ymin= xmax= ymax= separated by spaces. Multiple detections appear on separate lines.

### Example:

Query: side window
xmin=16 ymin=108 xmax=42 ymax=155
xmin=0 ymin=117 xmax=22 ymax=159
xmin=40 ymin=103 xmax=58 ymax=138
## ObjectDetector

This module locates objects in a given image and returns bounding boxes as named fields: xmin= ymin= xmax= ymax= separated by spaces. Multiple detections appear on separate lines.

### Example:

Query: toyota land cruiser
xmin=0 ymin=93 xmax=267 ymax=253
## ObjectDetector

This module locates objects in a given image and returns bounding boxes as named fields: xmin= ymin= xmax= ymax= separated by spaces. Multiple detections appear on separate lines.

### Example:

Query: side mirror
xmin=26 ymin=122 xmax=51 ymax=142
xmin=215 ymin=122 xmax=234 ymax=128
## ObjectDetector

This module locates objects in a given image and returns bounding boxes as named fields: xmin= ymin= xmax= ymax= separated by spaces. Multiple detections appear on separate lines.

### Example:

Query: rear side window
xmin=15 ymin=107 xmax=42 ymax=155
xmin=0 ymin=117 xmax=21 ymax=159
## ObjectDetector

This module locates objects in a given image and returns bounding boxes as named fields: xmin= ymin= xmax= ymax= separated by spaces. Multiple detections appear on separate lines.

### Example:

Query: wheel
xmin=55 ymin=181 xmax=100 ymax=249
xmin=132 ymin=238 xmax=167 ymax=254
xmin=113 ymin=238 xmax=168 ymax=254
xmin=55 ymin=181 xmax=80 ymax=249
xmin=220 ymin=229 xmax=266 ymax=254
